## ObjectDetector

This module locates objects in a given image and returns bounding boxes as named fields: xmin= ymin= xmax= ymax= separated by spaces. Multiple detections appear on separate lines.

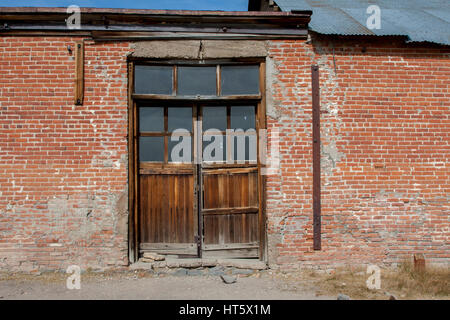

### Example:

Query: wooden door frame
xmin=127 ymin=59 xmax=267 ymax=263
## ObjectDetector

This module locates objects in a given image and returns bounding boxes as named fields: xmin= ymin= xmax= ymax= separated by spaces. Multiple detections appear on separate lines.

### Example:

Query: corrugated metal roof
xmin=275 ymin=0 xmax=450 ymax=45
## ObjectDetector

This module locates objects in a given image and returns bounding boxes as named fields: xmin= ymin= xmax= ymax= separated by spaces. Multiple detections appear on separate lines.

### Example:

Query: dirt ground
xmin=0 ymin=264 xmax=448 ymax=300
xmin=0 ymin=270 xmax=333 ymax=300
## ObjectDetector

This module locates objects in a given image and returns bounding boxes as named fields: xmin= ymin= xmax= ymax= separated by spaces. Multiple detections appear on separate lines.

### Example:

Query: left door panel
xmin=137 ymin=104 xmax=197 ymax=257
xmin=139 ymin=171 xmax=197 ymax=255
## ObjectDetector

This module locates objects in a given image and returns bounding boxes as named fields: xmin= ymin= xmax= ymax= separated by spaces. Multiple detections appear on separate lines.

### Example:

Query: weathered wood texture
xmin=140 ymin=242 xmax=197 ymax=255
xmin=139 ymin=174 xmax=196 ymax=244
xmin=0 ymin=8 xmax=311 ymax=40
xmin=202 ymin=169 xmax=259 ymax=258
xmin=134 ymin=64 xmax=264 ymax=259
xmin=128 ymin=62 xmax=136 ymax=262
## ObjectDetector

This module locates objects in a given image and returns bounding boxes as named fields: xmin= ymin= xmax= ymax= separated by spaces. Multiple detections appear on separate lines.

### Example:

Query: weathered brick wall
xmin=266 ymin=36 xmax=449 ymax=269
xmin=0 ymin=35 xmax=448 ymax=272
xmin=0 ymin=37 xmax=131 ymax=272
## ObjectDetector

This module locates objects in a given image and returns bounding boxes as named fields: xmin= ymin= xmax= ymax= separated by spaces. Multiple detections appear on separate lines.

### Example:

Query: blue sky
xmin=0 ymin=0 xmax=248 ymax=10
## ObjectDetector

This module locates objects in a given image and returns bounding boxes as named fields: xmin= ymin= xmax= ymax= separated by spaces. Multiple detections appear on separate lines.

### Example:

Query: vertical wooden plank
xmin=216 ymin=65 xmax=221 ymax=96
xmin=211 ymin=175 xmax=219 ymax=208
xmin=193 ymin=105 xmax=199 ymax=165
xmin=258 ymin=61 xmax=267 ymax=260
xmin=148 ymin=175 xmax=153 ymax=243
xmin=175 ymin=175 xmax=180 ymax=242
xmin=242 ymin=173 xmax=249 ymax=207
xmin=150 ymin=175 xmax=156 ymax=242
xmin=311 ymin=65 xmax=322 ymax=251
xmin=233 ymin=174 xmax=240 ymax=208
xmin=163 ymin=175 xmax=169 ymax=243
xmin=127 ymin=62 xmax=135 ymax=262
xmin=139 ymin=178 xmax=144 ymax=242
xmin=197 ymin=105 xmax=203 ymax=257
xmin=217 ymin=174 xmax=225 ymax=208
xmin=144 ymin=176 xmax=149 ymax=243
xmin=170 ymin=175 xmax=175 ymax=243
xmin=251 ymin=214 xmax=258 ymax=242
xmin=186 ymin=174 xmax=192 ymax=243
xmin=248 ymin=172 xmax=257 ymax=207
xmin=74 ymin=41 xmax=84 ymax=105
xmin=228 ymin=172 xmax=235 ymax=209
xmin=172 ymin=175 xmax=177 ymax=242
xmin=224 ymin=214 xmax=231 ymax=244
xmin=237 ymin=214 xmax=243 ymax=244
xmin=173 ymin=65 xmax=177 ymax=96
xmin=134 ymin=102 xmax=139 ymax=251
xmin=179 ymin=174 xmax=184 ymax=243
xmin=230 ymin=212 xmax=235 ymax=243
xmin=155 ymin=175 xmax=160 ymax=243
xmin=148 ymin=176 xmax=153 ymax=243
xmin=192 ymin=105 xmax=199 ymax=248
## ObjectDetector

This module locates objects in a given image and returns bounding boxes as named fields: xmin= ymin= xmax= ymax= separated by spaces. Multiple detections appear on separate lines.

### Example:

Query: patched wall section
xmin=130 ymin=40 xmax=269 ymax=59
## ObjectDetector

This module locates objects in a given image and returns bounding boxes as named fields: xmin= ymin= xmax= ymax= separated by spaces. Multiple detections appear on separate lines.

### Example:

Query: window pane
xmin=233 ymin=135 xmax=257 ymax=162
xmin=203 ymin=135 xmax=226 ymax=162
xmin=178 ymin=66 xmax=216 ymax=96
xmin=168 ymin=107 xmax=192 ymax=132
xmin=230 ymin=106 xmax=255 ymax=131
xmin=221 ymin=65 xmax=259 ymax=95
xmin=135 ymin=65 xmax=173 ymax=95
xmin=202 ymin=106 xmax=227 ymax=131
xmin=139 ymin=107 xmax=164 ymax=132
xmin=169 ymin=136 xmax=192 ymax=163
xmin=139 ymin=137 xmax=164 ymax=162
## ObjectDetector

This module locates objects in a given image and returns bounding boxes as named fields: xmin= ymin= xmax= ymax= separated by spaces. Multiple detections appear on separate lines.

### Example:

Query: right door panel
xmin=201 ymin=166 xmax=259 ymax=258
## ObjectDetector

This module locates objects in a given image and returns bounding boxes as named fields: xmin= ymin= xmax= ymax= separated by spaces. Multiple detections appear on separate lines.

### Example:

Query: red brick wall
xmin=266 ymin=36 xmax=449 ymax=269
xmin=0 ymin=35 xmax=448 ymax=271
xmin=0 ymin=37 xmax=131 ymax=271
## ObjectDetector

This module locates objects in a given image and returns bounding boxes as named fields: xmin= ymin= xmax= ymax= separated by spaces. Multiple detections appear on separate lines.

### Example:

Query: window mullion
xmin=216 ymin=65 xmax=221 ymax=96
xmin=173 ymin=65 xmax=177 ymax=96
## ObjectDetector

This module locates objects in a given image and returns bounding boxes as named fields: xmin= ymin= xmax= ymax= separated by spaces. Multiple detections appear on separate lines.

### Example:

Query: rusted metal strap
xmin=74 ymin=41 xmax=84 ymax=105
xmin=311 ymin=65 xmax=321 ymax=250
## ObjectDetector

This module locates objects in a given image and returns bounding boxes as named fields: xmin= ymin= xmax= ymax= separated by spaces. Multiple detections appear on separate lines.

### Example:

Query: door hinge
xmin=194 ymin=235 xmax=201 ymax=245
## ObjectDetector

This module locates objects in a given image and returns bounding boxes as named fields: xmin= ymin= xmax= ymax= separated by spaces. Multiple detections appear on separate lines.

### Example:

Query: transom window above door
xmin=134 ymin=63 xmax=260 ymax=97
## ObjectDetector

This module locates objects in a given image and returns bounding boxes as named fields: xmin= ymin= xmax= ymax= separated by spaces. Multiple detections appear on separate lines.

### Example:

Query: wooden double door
xmin=138 ymin=103 xmax=262 ymax=259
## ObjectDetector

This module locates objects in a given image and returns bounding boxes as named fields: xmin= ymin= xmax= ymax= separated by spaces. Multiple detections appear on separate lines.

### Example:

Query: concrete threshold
xmin=130 ymin=258 xmax=267 ymax=271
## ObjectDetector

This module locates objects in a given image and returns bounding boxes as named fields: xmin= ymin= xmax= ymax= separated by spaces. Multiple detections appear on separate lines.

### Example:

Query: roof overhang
xmin=0 ymin=7 xmax=312 ymax=40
